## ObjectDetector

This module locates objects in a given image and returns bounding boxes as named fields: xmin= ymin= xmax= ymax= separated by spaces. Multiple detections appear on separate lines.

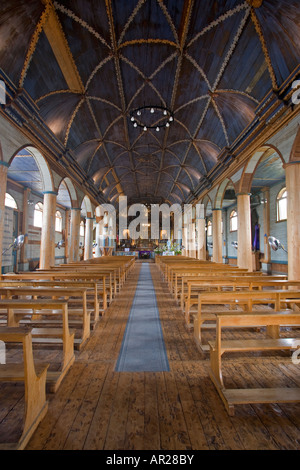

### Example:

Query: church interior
xmin=0 ymin=0 xmax=300 ymax=452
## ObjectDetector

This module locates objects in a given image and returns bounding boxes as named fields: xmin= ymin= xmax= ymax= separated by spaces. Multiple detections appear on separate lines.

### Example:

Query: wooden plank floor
xmin=3 ymin=262 xmax=299 ymax=450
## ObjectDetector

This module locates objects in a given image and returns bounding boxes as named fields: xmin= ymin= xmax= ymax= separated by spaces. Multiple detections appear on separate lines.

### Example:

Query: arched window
xmin=80 ymin=221 xmax=85 ymax=237
xmin=34 ymin=202 xmax=43 ymax=228
xmin=207 ymin=220 xmax=212 ymax=237
xmin=4 ymin=193 xmax=18 ymax=209
xmin=55 ymin=210 xmax=62 ymax=232
xmin=230 ymin=210 xmax=238 ymax=232
xmin=276 ymin=188 xmax=287 ymax=222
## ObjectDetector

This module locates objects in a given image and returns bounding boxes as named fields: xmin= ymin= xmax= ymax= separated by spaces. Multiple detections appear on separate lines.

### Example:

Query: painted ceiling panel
xmin=196 ymin=103 xmax=229 ymax=149
xmin=24 ymin=31 xmax=68 ymax=101
xmin=113 ymin=0 xmax=178 ymax=44
xmin=217 ymin=18 xmax=270 ymax=101
xmin=0 ymin=0 xmax=44 ymax=84
xmin=213 ymin=91 xmax=257 ymax=144
xmin=173 ymin=58 xmax=210 ymax=109
xmin=66 ymin=100 xmax=100 ymax=149
xmin=54 ymin=0 xmax=112 ymax=46
xmin=38 ymin=92 xmax=82 ymax=143
xmin=187 ymin=7 xmax=248 ymax=88
xmin=56 ymin=13 xmax=110 ymax=88
xmin=255 ymin=0 xmax=300 ymax=85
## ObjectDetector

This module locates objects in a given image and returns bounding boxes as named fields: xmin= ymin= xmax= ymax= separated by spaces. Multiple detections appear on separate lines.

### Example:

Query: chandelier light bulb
xmin=166 ymin=122 xmax=170 ymax=127
xmin=134 ymin=122 xmax=137 ymax=127
xmin=156 ymin=127 xmax=160 ymax=132
xmin=131 ymin=116 xmax=135 ymax=122
xmin=169 ymin=116 xmax=173 ymax=122
xmin=150 ymin=108 xmax=154 ymax=113
xmin=137 ymin=110 xmax=141 ymax=116
xmin=143 ymin=126 xmax=147 ymax=131
xmin=163 ymin=109 xmax=167 ymax=115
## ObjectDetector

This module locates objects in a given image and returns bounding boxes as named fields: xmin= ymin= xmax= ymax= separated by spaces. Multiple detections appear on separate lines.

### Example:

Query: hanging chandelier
xmin=129 ymin=105 xmax=174 ymax=132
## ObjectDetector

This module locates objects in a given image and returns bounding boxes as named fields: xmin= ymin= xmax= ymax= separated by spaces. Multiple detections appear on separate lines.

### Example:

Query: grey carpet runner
xmin=115 ymin=263 xmax=170 ymax=372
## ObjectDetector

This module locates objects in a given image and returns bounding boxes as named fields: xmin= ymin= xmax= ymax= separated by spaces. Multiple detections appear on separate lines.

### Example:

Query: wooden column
xmin=262 ymin=187 xmax=271 ymax=265
xmin=212 ymin=209 xmax=223 ymax=263
xmin=182 ymin=224 xmax=187 ymax=256
xmin=69 ymin=208 xmax=81 ymax=262
xmin=237 ymin=193 xmax=253 ymax=272
xmin=20 ymin=187 xmax=30 ymax=267
xmin=40 ymin=192 xmax=57 ymax=269
xmin=64 ymin=209 xmax=70 ymax=263
xmin=285 ymin=162 xmax=300 ymax=280
xmin=95 ymin=221 xmax=101 ymax=257
xmin=196 ymin=217 xmax=206 ymax=260
xmin=0 ymin=162 xmax=8 ymax=270
xmin=84 ymin=217 xmax=94 ymax=260
xmin=189 ymin=222 xmax=196 ymax=258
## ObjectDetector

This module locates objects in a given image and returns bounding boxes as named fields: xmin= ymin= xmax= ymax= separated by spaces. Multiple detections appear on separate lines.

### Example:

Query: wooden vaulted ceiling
xmin=1 ymin=0 xmax=300 ymax=207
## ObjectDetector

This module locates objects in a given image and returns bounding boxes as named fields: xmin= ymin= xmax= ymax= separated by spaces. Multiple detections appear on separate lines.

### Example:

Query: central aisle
xmin=115 ymin=263 xmax=169 ymax=372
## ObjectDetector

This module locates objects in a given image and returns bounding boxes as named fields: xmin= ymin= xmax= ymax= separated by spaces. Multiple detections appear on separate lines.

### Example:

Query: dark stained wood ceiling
xmin=0 ymin=0 xmax=299 ymax=206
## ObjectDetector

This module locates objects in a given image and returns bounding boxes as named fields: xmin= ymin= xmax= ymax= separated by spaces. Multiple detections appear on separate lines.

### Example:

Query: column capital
xmin=236 ymin=192 xmax=251 ymax=197
xmin=283 ymin=160 xmax=300 ymax=169
xmin=42 ymin=190 xmax=58 ymax=196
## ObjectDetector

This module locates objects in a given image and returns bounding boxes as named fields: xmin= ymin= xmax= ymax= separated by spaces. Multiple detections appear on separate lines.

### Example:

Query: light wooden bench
xmin=53 ymin=256 xmax=135 ymax=294
xmin=208 ymin=310 xmax=300 ymax=416
xmin=1 ymin=272 xmax=108 ymax=314
xmin=193 ymin=290 xmax=300 ymax=351
xmin=174 ymin=272 xmax=286 ymax=304
xmin=0 ymin=279 xmax=101 ymax=326
xmin=0 ymin=286 xmax=91 ymax=350
xmin=164 ymin=263 xmax=247 ymax=284
xmin=34 ymin=267 xmax=114 ymax=304
xmin=170 ymin=270 xmax=267 ymax=304
xmin=0 ymin=327 xmax=49 ymax=450
xmin=0 ymin=298 xmax=75 ymax=392
xmin=45 ymin=265 xmax=116 ymax=301
xmin=183 ymin=278 xmax=298 ymax=322
xmin=167 ymin=266 xmax=250 ymax=290
xmin=60 ymin=258 xmax=135 ymax=292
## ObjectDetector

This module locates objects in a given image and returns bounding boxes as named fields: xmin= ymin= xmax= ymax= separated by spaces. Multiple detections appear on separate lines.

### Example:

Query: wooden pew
xmin=69 ymin=266 xmax=118 ymax=297
xmin=0 ymin=279 xmax=101 ymax=327
xmin=208 ymin=310 xmax=300 ymax=416
xmin=0 ymin=298 xmax=75 ymax=392
xmin=1 ymin=272 xmax=108 ymax=314
xmin=176 ymin=272 xmax=277 ymax=307
xmin=166 ymin=265 xmax=250 ymax=290
xmin=0 ymin=327 xmax=49 ymax=450
xmin=171 ymin=268 xmax=273 ymax=296
xmin=60 ymin=256 xmax=135 ymax=292
xmin=193 ymin=290 xmax=300 ymax=351
xmin=0 ymin=286 xmax=91 ymax=350
xmin=36 ymin=268 xmax=114 ymax=305
xmin=183 ymin=277 xmax=297 ymax=322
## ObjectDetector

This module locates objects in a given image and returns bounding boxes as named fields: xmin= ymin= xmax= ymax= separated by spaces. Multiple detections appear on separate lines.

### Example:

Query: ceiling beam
xmin=42 ymin=2 xmax=84 ymax=93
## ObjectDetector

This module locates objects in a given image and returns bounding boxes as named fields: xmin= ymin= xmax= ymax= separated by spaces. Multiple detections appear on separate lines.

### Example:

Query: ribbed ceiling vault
xmin=0 ymin=0 xmax=299 ymax=206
